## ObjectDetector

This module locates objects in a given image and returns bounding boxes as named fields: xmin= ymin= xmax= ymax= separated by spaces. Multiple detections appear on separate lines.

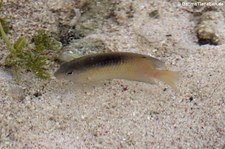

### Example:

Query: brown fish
xmin=54 ymin=52 xmax=179 ymax=89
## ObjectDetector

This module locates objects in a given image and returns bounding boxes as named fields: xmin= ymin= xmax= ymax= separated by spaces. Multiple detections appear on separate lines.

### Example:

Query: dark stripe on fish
xmin=57 ymin=53 xmax=126 ymax=75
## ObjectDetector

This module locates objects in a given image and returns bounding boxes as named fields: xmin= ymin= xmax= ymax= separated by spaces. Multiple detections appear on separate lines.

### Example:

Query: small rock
xmin=195 ymin=11 xmax=225 ymax=45
xmin=58 ymin=38 xmax=110 ymax=62
xmin=149 ymin=10 xmax=160 ymax=19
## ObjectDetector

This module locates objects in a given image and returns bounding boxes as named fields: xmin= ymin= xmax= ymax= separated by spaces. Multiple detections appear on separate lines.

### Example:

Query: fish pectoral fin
xmin=128 ymin=76 xmax=156 ymax=84
xmin=156 ymin=70 xmax=180 ymax=90
xmin=145 ymin=78 xmax=156 ymax=84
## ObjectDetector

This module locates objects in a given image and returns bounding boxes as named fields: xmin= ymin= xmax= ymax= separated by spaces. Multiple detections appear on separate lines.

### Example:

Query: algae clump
xmin=0 ymin=21 xmax=61 ymax=81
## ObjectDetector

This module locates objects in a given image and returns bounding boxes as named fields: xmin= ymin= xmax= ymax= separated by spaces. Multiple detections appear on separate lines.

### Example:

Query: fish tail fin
xmin=156 ymin=70 xmax=180 ymax=90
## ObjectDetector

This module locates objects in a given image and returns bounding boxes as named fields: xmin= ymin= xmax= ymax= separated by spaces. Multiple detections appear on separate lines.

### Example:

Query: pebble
xmin=196 ymin=11 xmax=225 ymax=45
xmin=58 ymin=38 xmax=110 ymax=62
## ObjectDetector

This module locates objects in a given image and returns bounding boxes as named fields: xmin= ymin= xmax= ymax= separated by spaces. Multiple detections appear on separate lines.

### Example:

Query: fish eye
xmin=67 ymin=71 xmax=73 ymax=75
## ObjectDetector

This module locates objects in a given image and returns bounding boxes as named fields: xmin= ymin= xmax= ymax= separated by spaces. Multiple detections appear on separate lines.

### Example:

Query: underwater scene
xmin=0 ymin=0 xmax=224 ymax=148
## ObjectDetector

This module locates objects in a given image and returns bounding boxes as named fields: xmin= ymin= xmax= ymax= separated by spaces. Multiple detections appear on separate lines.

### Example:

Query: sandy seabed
xmin=0 ymin=0 xmax=224 ymax=148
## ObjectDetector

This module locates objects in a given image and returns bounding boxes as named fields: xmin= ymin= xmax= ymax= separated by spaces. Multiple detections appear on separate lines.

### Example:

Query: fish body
xmin=54 ymin=52 xmax=179 ymax=89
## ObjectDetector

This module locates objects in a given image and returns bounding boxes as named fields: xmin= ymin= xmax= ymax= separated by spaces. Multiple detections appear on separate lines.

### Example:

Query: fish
xmin=54 ymin=52 xmax=179 ymax=89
